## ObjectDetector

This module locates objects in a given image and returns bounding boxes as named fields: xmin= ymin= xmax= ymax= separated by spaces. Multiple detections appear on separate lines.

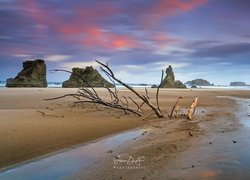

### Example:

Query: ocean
xmin=0 ymin=81 xmax=250 ymax=90
xmin=0 ymin=82 xmax=152 ymax=88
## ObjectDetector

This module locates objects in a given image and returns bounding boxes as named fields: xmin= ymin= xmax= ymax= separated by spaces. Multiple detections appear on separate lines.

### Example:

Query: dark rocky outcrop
xmin=230 ymin=82 xmax=247 ymax=86
xmin=160 ymin=65 xmax=186 ymax=88
xmin=139 ymin=83 xmax=148 ymax=86
xmin=62 ymin=66 xmax=114 ymax=88
xmin=186 ymin=79 xmax=213 ymax=86
xmin=151 ymin=84 xmax=158 ymax=88
xmin=6 ymin=59 xmax=47 ymax=87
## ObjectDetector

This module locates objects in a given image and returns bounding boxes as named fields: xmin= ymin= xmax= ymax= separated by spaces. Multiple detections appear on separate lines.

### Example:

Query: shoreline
xmin=1 ymin=88 xmax=250 ymax=173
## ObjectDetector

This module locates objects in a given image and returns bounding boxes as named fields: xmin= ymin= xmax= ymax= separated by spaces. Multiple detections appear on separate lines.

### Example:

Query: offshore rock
xmin=186 ymin=79 xmax=213 ymax=86
xmin=230 ymin=82 xmax=247 ymax=86
xmin=62 ymin=66 xmax=114 ymax=88
xmin=6 ymin=59 xmax=47 ymax=87
xmin=160 ymin=65 xmax=186 ymax=88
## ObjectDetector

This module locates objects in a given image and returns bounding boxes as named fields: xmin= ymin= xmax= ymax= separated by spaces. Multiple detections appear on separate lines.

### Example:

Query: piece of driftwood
xmin=95 ymin=60 xmax=165 ymax=118
xmin=45 ymin=60 xmax=165 ymax=118
xmin=46 ymin=60 xmax=199 ymax=119
xmin=187 ymin=97 xmax=198 ymax=120
xmin=170 ymin=96 xmax=183 ymax=118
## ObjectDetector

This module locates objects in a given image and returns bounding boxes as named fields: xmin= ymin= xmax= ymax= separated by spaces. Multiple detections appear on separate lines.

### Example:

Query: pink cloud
xmin=152 ymin=33 xmax=180 ymax=47
xmin=154 ymin=0 xmax=207 ymax=16
xmin=11 ymin=0 xmax=206 ymax=52
xmin=140 ymin=0 xmax=207 ymax=27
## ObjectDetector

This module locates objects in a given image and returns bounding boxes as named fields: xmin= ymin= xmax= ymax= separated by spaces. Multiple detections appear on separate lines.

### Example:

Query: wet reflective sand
xmin=0 ymin=130 xmax=142 ymax=180
xmin=163 ymin=96 xmax=250 ymax=179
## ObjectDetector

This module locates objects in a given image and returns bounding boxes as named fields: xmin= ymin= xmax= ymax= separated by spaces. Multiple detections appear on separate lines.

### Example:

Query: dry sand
xmin=0 ymin=88 xmax=146 ymax=169
xmin=0 ymin=87 xmax=250 ymax=176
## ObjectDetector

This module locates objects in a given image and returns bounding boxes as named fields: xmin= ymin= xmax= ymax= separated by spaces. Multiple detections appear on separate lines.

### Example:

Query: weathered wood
xmin=170 ymin=96 xmax=183 ymax=118
xmin=96 ymin=60 xmax=165 ymax=118
xmin=187 ymin=97 xmax=198 ymax=120
xmin=46 ymin=61 xmax=199 ymax=119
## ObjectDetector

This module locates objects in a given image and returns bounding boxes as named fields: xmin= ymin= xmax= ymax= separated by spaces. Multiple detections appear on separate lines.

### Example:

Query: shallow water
xmin=164 ymin=96 xmax=250 ymax=179
xmin=0 ymin=129 xmax=142 ymax=180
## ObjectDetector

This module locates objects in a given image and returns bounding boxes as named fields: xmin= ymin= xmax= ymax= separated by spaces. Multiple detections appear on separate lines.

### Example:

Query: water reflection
xmin=0 ymin=130 xmax=142 ymax=180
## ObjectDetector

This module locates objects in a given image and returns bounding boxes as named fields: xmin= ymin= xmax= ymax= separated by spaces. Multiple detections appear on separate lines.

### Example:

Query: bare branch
xmin=138 ymin=101 xmax=146 ymax=110
xmin=47 ymin=61 xmax=182 ymax=118
xmin=96 ymin=60 xmax=114 ymax=77
xmin=44 ymin=94 xmax=82 ymax=101
xmin=74 ymin=101 xmax=141 ymax=116
xmin=95 ymin=60 xmax=164 ymax=118
xmin=128 ymin=96 xmax=141 ymax=112
xmin=105 ymin=86 xmax=115 ymax=103
xmin=123 ymin=96 xmax=129 ymax=108
xmin=156 ymin=70 xmax=164 ymax=113
xmin=119 ymin=99 xmax=128 ymax=115
xmin=50 ymin=69 xmax=99 ymax=98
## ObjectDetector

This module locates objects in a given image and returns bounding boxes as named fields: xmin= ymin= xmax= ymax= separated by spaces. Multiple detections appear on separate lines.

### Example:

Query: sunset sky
xmin=0 ymin=0 xmax=250 ymax=85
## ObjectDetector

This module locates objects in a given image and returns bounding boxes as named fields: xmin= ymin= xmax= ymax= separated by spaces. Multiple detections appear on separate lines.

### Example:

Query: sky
xmin=0 ymin=0 xmax=250 ymax=85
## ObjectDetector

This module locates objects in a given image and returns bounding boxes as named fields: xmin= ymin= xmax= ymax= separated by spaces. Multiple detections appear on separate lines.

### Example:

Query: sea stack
xmin=185 ymin=79 xmax=213 ymax=86
xmin=62 ymin=66 xmax=114 ymax=88
xmin=6 ymin=59 xmax=47 ymax=87
xmin=230 ymin=82 xmax=247 ymax=86
xmin=160 ymin=65 xmax=186 ymax=88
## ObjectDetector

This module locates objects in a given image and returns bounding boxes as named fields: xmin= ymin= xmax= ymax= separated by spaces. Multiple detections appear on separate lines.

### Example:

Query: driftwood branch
xmin=45 ymin=74 xmax=141 ymax=116
xmin=49 ymin=69 xmax=99 ymax=98
xmin=95 ymin=60 xmax=165 ymax=118
xmin=123 ymin=96 xmax=129 ymax=108
xmin=46 ymin=60 xmax=199 ymax=119
xmin=187 ymin=97 xmax=198 ymax=120
xmin=156 ymin=70 xmax=164 ymax=115
xmin=128 ymin=96 xmax=141 ymax=112
xmin=170 ymin=96 xmax=183 ymax=118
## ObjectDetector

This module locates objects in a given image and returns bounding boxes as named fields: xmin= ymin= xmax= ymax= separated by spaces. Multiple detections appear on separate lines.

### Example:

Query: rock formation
xmin=186 ymin=79 xmax=213 ymax=86
xmin=151 ymin=84 xmax=158 ymax=88
xmin=230 ymin=82 xmax=247 ymax=86
xmin=62 ymin=66 xmax=114 ymax=88
xmin=160 ymin=65 xmax=186 ymax=88
xmin=6 ymin=59 xmax=47 ymax=87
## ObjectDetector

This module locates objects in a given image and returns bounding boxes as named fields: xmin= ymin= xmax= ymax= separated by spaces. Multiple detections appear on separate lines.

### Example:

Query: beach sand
xmin=0 ymin=88 xmax=146 ymax=169
xmin=1 ymin=88 xmax=250 ymax=176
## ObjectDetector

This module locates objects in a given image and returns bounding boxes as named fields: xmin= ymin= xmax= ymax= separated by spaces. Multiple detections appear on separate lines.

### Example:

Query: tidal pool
xmin=0 ymin=129 xmax=142 ymax=180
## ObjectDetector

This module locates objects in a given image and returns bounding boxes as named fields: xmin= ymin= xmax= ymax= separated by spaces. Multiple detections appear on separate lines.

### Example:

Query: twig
xmin=123 ymin=96 xmax=129 ymax=108
xmin=128 ymin=96 xmax=141 ymax=112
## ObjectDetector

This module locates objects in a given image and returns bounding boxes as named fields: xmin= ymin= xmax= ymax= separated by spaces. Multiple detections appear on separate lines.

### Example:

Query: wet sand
xmin=73 ymin=90 xmax=250 ymax=179
xmin=1 ymin=88 xmax=250 ymax=178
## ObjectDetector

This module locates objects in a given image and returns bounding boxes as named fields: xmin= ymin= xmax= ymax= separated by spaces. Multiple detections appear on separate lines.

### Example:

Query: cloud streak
xmin=191 ymin=43 xmax=250 ymax=58
xmin=1 ymin=0 xmax=250 ymax=85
